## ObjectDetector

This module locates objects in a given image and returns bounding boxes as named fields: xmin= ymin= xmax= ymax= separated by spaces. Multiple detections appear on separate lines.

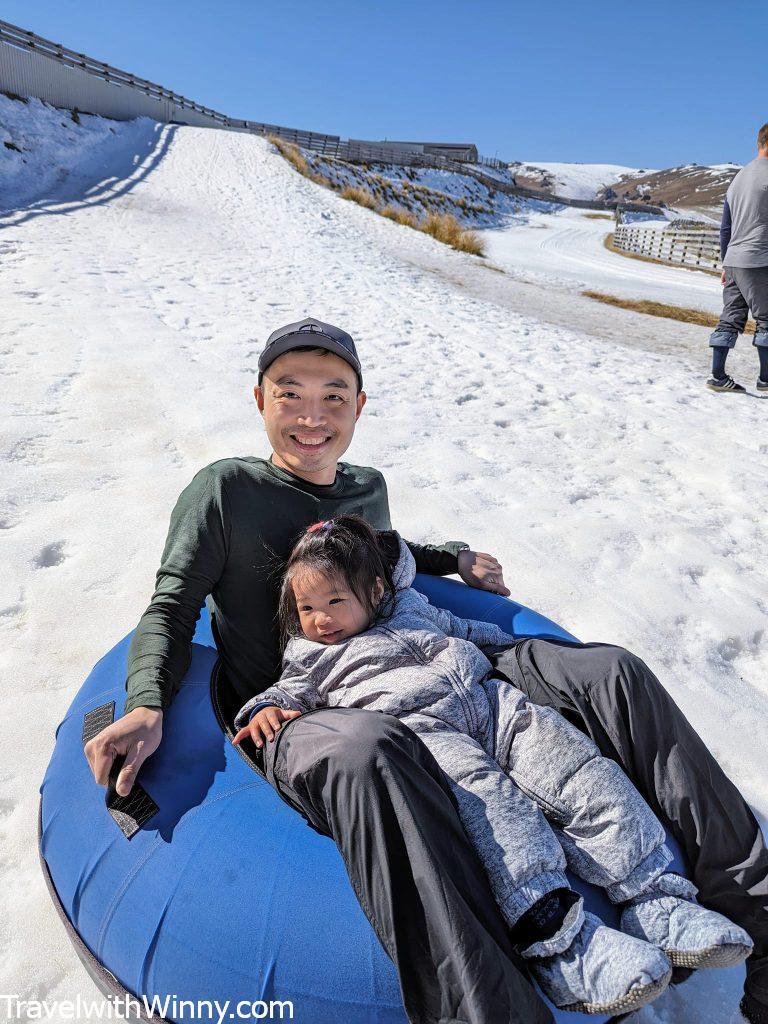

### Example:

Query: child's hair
xmin=277 ymin=514 xmax=398 ymax=647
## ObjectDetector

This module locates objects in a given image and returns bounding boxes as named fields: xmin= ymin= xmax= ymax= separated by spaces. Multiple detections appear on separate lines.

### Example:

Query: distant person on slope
xmin=707 ymin=122 xmax=768 ymax=393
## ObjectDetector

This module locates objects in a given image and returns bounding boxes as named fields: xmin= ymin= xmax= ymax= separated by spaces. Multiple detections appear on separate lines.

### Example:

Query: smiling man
xmin=85 ymin=317 xmax=544 ymax=1024
xmin=85 ymin=317 xmax=768 ymax=1024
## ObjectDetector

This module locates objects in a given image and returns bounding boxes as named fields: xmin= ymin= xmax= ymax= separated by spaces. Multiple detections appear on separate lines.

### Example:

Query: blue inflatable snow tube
xmin=40 ymin=576 xmax=686 ymax=1023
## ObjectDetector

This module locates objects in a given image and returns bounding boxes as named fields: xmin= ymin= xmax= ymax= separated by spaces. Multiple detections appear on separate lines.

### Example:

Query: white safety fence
xmin=613 ymin=223 xmax=721 ymax=271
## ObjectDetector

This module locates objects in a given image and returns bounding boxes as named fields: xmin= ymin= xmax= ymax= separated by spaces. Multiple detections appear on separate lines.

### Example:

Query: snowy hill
xmin=509 ymin=159 xmax=739 ymax=213
xmin=1 ymin=99 xmax=766 ymax=1023
xmin=598 ymin=163 xmax=741 ymax=215
xmin=508 ymin=161 xmax=651 ymax=200
xmin=0 ymin=93 xmax=155 ymax=210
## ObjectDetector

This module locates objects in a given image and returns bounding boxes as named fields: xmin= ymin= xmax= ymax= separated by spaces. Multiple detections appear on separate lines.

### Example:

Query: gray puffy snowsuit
xmin=236 ymin=536 xmax=673 ymax=954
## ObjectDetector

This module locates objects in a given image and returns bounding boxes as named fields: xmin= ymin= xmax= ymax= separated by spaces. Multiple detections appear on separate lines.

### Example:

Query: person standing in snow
xmin=707 ymin=123 xmax=768 ymax=393
xmin=84 ymin=318 xmax=768 ymax=1024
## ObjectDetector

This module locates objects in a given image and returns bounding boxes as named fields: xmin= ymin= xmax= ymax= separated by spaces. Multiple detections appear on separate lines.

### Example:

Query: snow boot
xmin=620 ymin=872 xmax=753 ymax=969
xmin=757 ymin=379 xmax=768 ymax=393
xmin=526 ymin=911 xmax=672 ymax=1015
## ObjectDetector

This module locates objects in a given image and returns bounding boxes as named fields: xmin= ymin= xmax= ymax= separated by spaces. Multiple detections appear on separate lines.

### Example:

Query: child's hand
xmin=232 ymin=706 xmax=302 ymax=749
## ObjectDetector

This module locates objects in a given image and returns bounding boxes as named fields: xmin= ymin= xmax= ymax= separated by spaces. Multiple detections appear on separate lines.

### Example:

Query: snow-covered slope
xmin=508 ymin=161 xmax=650 ymax=199
xmin=0 ymin=93 xmax=157 ymax=211
xmin=599 ymin=163 xmax=740 ymax=215
xmin=508 ymin=158 xmax=739 ymax=214
xmin=1 ymin=110 xmax=765 ymax=1023
xmin=480 ymin=208 xmax=723 ymax=313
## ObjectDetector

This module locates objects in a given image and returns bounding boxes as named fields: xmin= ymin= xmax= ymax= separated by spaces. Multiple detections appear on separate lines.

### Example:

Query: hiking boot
xmin=620 ymin=872 xmax=753 ymax=970
xmin=706 ymin=375 xmax=746 ymax=393
xmin=757 ymin=379 xmax=768 ymax=393
xmin=527 ymin=911 xmax=672 ymax=1015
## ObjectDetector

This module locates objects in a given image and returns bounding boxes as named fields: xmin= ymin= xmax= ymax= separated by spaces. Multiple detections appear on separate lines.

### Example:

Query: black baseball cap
xmin=258 ymin=317 xmax=363 ymax=389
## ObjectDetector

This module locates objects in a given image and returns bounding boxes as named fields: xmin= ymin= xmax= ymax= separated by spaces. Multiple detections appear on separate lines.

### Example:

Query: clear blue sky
xmin=3 ymin=0 xmax=766 ymax=167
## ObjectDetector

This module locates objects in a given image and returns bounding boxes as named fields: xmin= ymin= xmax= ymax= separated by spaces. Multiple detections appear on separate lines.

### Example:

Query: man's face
xmin=255 ymin=349 xmax=366 ymax=485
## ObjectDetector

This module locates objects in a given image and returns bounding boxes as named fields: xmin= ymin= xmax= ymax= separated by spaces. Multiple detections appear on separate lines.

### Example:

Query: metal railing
xmin=0 ymin=19 xmax=498 ymax=166
xmin=0 ymin=19 xmax=339 ymax=145
xmin=0 ymin=19 xmax=226 ymax=119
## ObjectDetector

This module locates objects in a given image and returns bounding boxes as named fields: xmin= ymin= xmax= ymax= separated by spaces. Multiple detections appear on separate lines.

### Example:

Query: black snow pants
xmin=259 ymin=705 xmax=552 ymax=1024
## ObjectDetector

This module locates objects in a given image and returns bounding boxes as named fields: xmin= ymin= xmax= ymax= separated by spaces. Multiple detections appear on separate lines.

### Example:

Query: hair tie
xmin=307 ymin=520 xmax=333 ymax=533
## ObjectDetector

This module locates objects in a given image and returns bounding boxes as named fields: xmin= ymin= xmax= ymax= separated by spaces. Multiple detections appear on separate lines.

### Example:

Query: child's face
xmin=292 ymin=568 xmax=384 ymax=644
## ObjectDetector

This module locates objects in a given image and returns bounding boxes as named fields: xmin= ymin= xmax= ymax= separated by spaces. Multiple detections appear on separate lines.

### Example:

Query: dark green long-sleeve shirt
xmin=125 ymin=456 xmax=469 ymax=713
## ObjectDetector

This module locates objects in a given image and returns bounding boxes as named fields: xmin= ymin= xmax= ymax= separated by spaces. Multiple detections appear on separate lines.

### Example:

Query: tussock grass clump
xmin=451 ymin=228 xmax=485 ymax=256
xmin=269 ymin=139 xmax=485 ymax=256
xmin=583 ymin=290 xmax=755 ymax=333
xmin=341 ymin=185 xmax=377 ymax=209
xmin=269 ymin=136 xmax=310 ymax=177
xmin=380 ymin=206 xmax=419 ymax=228
xmin=420 ymin=213 xmax=485 ymax=256
xmin=421 ymin=212 xmax=463 ymax=246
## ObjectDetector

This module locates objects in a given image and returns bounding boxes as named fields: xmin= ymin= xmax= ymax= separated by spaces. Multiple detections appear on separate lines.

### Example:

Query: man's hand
xmin=84 ymin=706 xmax=163 ymax=797
xmin=457 ymin=549 xmax=511 ymax=597
xmin=721 ymin=269 xmax=727 ymax=286
xmin=232 ymin=706 xmax=302 ymax=749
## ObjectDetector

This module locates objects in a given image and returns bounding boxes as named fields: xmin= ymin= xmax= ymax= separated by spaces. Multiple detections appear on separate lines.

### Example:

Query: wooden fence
xmin=613 ymin=223 xmax=721 ymax=270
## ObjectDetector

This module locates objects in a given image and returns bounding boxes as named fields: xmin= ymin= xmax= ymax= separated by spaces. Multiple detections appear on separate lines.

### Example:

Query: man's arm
xmin=375 ymin=471 xmax=469 ymax=576
xmin=125 ymin=465 xmax=229 ymax=713
xmin=85 ymin=464 xmax=229 ymax=796
xmin=720 ymin=198 xmax=732 ymax=262
xmin=403 ymin=538 xmax=469 ymax=576
xmin=374 ymin=469 xmax=504 ymax=586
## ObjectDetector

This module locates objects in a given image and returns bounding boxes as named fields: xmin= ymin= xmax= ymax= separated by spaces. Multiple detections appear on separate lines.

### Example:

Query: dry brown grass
xmin=269 ymin=141 xmax=485 ymax=256
xmin=583 ymin=290 xmax=755 ymax=334
xmin=419 ymin=213 xmax=485 ymax=256
xmin=604 ymin=232 xmax=720 ymax=277
xmin=269 ymin=136 xmax=309 ymax=177
xmin=341 ymin=185 xmax=377 ymax=209
xmin=450 ymin=227 xmax=485 ymax=256
xmin=380 ymin=206 xmax=419 ymax=228
xmin=583 ymin=212 xmax=613 ymax=220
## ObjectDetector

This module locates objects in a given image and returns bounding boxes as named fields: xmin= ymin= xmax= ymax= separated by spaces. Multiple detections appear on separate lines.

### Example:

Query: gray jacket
xmin=234 ymin=536 xmax=517 ymax=733
xmin=723 ymin=157 xmax=768 ymax=268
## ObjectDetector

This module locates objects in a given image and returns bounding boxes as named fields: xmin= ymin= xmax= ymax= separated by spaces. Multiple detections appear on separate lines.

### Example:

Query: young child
xmin=233 ymin=515 xmax=752 ymax=1016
